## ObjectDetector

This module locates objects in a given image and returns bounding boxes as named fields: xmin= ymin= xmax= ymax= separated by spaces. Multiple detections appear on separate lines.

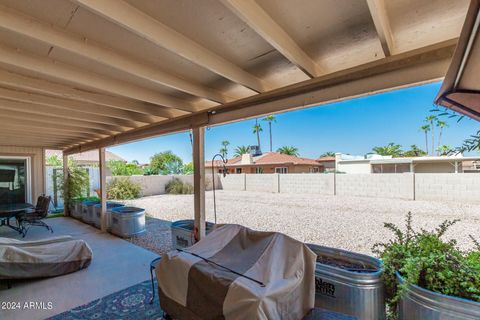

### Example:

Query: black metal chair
xmin=18 ymin=195 xmax=53 ymax=236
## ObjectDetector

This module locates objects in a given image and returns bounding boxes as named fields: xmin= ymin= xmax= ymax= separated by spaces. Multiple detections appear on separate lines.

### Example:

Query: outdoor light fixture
xmin=211 ymin=153 xmax=228 ymax=224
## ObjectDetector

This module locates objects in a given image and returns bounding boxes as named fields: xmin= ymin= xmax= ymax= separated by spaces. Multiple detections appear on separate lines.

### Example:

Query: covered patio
xmin=0 ymin=0 xmax=478 ymax=319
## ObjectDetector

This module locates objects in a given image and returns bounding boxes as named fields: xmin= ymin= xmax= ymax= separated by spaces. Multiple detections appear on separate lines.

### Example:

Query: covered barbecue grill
xmin=156 ymin=224 xmax=316 ymax=320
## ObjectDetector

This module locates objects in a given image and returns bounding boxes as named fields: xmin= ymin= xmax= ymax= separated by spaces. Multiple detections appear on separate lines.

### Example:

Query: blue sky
xmin=109 ymin=82 xmax=479 ymax=164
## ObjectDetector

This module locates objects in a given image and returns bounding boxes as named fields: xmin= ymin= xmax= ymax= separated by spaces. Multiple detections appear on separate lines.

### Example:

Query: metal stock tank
xmin=397 ymin=272 xmax=480 ymax=320
xmin=307 ymin=244 xmax=386 ymax=320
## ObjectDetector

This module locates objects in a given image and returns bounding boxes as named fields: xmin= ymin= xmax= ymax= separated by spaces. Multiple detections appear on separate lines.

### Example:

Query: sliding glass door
xmin=0 ymin=157 xmax=30 ymax=205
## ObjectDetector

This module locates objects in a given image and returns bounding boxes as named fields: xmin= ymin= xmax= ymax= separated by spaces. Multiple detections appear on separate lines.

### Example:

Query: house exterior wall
xmin=0 ymin=146 xmax=45 ymax=203
xmin=336 ymin=160 xmax=371 ymax=174
xmin=413 ymin=162 xmax=458 ymax=173
xmin=221 ymin=164 xmax=321 ymax=174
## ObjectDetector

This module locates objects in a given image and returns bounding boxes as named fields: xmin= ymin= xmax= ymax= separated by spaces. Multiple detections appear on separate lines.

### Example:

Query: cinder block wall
xmin=336 ymin=173 xmax=414 ymax=200
xmin=279 ymin=174 xmax=335 ymax=194
xmin=219 ymin=173 xmax=245 ymax=191
xmin=245 ymin=174 xmax=279 ymax=193
xmin=415 ymin=173 xmax=480 ymax=202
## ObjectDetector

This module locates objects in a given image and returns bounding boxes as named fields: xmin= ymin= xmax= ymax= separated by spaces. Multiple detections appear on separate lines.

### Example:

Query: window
xmin=255 ymin=167 xmax=264 ymax=174
xmin=236 ymin=168 xmax=242 ymax=174
xmin=310 ymin=167 xmax=320 ymax=173
xmin=275 ymin=167 xmax=288 ymax=174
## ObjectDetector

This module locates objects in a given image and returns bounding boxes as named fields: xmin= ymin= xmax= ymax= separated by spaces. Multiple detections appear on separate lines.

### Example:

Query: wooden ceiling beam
xmin=0 ymin=130 xmax=93 ymax=144
xmin=0 ymin=44 xmax=195 ymax=114
xmin=221 ymin=0 xmax=322 ymax=78
xmin=0 ymin=6 xmax=230 ymax=104
xmin=367 ymin=0 xmax=395 ymax=56
xmin=0 ymin=93 xmax=140 ymax=128
xmin=73 ymin=0 xmax=269 ymax=93
xmin=0 ymin=108 xmax=125 ymax=133
xmin=0 ymin=69 xmax=174 ymax=120
xmin=0 ymin=117 xmax=111 ymax=137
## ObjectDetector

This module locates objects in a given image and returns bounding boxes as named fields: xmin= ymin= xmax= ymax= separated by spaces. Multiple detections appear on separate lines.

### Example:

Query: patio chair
xmin=19 ymin=195 xmax=53 ymax=236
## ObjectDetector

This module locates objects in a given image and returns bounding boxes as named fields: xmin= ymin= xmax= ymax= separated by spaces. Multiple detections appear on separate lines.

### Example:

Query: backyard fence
xmin=219 ymin=173 xmax=480 ymax=203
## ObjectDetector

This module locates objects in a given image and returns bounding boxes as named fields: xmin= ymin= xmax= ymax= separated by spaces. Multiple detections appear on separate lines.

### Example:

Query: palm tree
xmin=252 ymin=119 xmax=263 ymax=150
xmin=424 ymin=115 xmax=437 ymax=155
xmin=402 ymin=145 xmax=427 ymax=157
xmin=420 ymin=125 xmax=430 ymax=155
xmin=436 ymin=120 xmax=448 ymax=153
xmin=372 ymin=143 xmax=403 ymax=157
xmin=320 ymin=151 xmax=336 ymax=157
xmin=233 ymin=145 xmax=250 ymax=157
xmin=219 ymin=140 xmax=230 ymax=158
xmin=262 ymin=115 xmax=276 ymax=152
xmin=436 ymin=144 xmax=453 ymax=156
xmin=277 ymin=146 xmax=299 ymax=156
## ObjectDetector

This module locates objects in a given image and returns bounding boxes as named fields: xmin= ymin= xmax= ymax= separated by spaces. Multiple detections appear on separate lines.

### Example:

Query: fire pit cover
xmin=156 ymin=224 xmax=316 ymax=320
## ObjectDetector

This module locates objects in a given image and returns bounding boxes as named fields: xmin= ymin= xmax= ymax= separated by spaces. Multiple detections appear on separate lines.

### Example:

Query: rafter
xmin=221 ymin=0 xmax=322 ymax=78
xmin=73 ymin=0 xmax=269 ymax=93
xmin=0 ymin=123 xmax=106 ymax=140
xmin=0 ymin=94 xmax=139 ymax=128
xmin=0 ymin=5 xmax=230 ymax=104
xmin=367 ymin=0 xmax=394 ymax=56
xmin=0 ymin=44 xmax=195 ymax=114
xmin=0 ymin=69 xmax=175 ymax=120
xmin=0 ymin=108 xmax=125 ymax=133
xmin=0 ymin=129 xmax=93 ymax=143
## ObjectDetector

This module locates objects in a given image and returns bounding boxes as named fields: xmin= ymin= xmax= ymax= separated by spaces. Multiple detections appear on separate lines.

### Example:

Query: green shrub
xmin=165 ymin=178 xmax=193 ymax=194
xmin=107 ymin=177 xmax=141 ymax=200
xmin=373 ymin=212 xmax=480 ymax=319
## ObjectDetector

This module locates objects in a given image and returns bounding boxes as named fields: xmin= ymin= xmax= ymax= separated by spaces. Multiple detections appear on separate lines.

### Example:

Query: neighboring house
xmin=46 ymin=150 xmax=126 ymax=166
xmin=335 ymin=153 xmax=480 ymax=174
xmin=206 ymin=152 xmax=321 ymax=175
xmin=316 ymin=156 xmax=336 ymax=172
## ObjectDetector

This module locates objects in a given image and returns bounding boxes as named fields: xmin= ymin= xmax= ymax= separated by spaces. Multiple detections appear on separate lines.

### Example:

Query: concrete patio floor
xmin=0 ymin=217 xmax=159 ymax=320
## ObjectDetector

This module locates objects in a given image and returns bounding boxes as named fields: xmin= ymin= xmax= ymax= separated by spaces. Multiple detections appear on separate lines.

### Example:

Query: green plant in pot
xmin=373 ymin=212 xmax=480 ymax=320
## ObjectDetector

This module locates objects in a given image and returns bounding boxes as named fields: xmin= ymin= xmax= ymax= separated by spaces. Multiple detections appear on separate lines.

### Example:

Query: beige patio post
xmin=192 ymin=127 xmax=206 ymax=240
xmin=99 ymin=147 xmax=107 ymax=232
xmin=63 ymin=153 xmax=69 ymax=216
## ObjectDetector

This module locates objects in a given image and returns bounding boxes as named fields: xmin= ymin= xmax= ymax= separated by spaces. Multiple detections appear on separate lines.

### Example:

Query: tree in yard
xmin=436 ymin=120 xmax=448 ymax=153
xmin=320 ymin=151 xmax=336 ymax=157
xmin=424 ymin=115 xmax=437 ymax=155
xmin=233 ymin=145 xmax=250 ymax=157
xmin=107 ymin=160 xmax=143 ymax=176
xmin=149 ymin=151 xmax=183 ymax=175
xmin=277 ymin=146 xmax=299 ymax=156
xmin=372 ymin=143 xmax=403 ymax=157
xmin=402 ymin=145 xmax=427 ymax=157
xmin=219 ymin=140 xmax=230 ymax=158
xmin=252 ymin=119 xmax=263 ymax=150
xmin=46 ymin=154 xmax=63 ymax=166
xmin=419 ymin=124 xmax=430 ymax=155
xmin=131 ymin=160 xmax=139 ymax=165
xmin=436 ymin=145 xmax=453 ymax=156
xmin=262 ymin=115 xmax=276 ymax=152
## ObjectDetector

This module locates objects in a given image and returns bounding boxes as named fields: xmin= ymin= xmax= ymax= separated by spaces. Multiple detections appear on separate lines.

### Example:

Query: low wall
xmin=336 ymin=173 xmax=414 ymax=200
xmin=219 ymin=172 xmax=480 ymax=203
xmin=279 ymin=174 xmax=335 ymax=194
xmin=415 ymin=173 xmax=480 ymax=202
xmin=245 ymin=174 xmax=279 ymax=193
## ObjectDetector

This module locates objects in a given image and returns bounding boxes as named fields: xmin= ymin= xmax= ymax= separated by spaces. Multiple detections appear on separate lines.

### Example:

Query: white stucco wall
xmin=336 ymin=160 xmax=371 ymax=174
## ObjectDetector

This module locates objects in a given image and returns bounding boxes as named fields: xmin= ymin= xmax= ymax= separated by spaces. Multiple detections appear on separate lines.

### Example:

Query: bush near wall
xmin=107 ymin=177 xmax=141 ymax=200
xmin=165 ymin=178 xmax=193 ymax=194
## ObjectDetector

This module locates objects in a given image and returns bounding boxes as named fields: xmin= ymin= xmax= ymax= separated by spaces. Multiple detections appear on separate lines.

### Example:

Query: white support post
xmin=193 ymin=127 xmax=206 ymax=240
xmin=454 ymin=161 xmax=459 ymax=173
xmin=63 ymin=153 xmax=69 ymax=216
xmin=99 ymin=147 xmax=107 ymax=232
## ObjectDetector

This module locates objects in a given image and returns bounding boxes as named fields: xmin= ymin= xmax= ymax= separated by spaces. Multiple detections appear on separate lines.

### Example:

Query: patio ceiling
xmin=0 ymin=0 xmax=470 ymax=152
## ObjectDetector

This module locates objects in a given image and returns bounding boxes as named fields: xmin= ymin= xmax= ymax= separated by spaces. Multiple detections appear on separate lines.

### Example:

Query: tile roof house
xmin=206 ymin=152 xmax=322 ymax=174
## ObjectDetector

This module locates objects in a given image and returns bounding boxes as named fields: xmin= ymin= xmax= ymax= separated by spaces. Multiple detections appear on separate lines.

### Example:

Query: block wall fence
xmin=219 ymin=173 xmax=480 ymax=202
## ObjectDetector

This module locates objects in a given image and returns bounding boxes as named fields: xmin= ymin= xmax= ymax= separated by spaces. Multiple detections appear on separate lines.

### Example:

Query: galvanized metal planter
xmin=81 ymin=200 xmax=100 ymax=224
xmin=69 ymin=200 xmax=83 ymax=219
xmin=110 ymin=206 xmax=146 ymax=238
xmin=171 ymin=219 xmax=215 ymax=249
xmin=92 ymin=202 xmax=125 ymax=230
xmin=397 ymin=272 xmax=480 ymax=320
xmin=307 ymin=244 xmax=386 ymax=320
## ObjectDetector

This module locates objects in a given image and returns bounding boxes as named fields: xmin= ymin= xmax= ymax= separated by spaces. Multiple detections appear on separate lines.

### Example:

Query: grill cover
xmin=157 ymin=224 xmax=316 ymax=320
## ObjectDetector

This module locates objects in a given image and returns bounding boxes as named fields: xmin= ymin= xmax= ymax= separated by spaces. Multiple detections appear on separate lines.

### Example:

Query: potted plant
xmin=373 ymin=212 xmax=480 ymax=320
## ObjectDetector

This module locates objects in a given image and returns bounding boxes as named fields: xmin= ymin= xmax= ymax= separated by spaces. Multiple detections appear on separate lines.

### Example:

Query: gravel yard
xmin=125 ymin=190 xmax=480 ymax=256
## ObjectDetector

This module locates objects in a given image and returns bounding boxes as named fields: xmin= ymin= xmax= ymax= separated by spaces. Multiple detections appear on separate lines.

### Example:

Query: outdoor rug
xmin=48 ymin=279 xmax=356 ymax=320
